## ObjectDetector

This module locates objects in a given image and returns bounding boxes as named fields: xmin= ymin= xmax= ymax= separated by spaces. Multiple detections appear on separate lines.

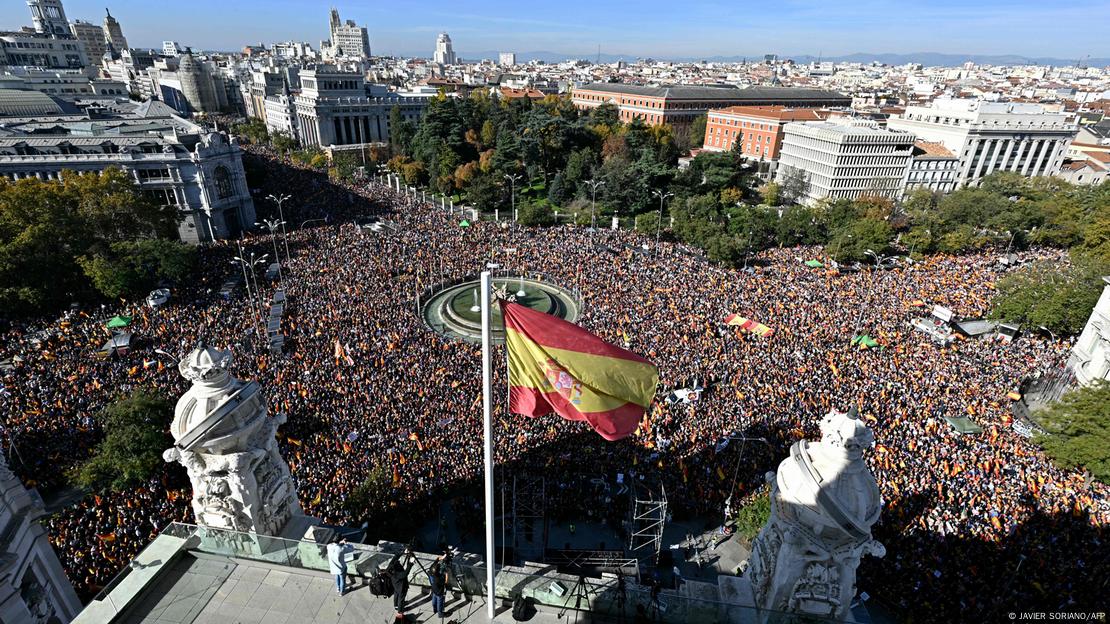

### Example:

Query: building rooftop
xmin=576 ymin=82 xmax=847 ymax=102
xmin=710 ymin=105 xmax=828 ymax=121
xmin=913 ymin=140 xmax=956 ymax=157
xmin=0 ymin=89 xmax=69 ymax=116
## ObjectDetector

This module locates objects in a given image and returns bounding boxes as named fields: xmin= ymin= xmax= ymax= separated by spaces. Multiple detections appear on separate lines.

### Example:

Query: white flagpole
xmin=480 ymin=270 xmax=496 ymax=619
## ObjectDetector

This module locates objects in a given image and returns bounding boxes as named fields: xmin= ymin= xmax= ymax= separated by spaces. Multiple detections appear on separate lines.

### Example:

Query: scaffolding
xmin=509 ymin=474 xmax=547 ymax=563
xmin=628 ymin=481 xmax=667 ymax=559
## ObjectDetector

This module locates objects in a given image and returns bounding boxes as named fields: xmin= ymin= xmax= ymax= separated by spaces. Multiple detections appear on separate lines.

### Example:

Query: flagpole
xmin=481 ymin=270 xmax=496 ymax=619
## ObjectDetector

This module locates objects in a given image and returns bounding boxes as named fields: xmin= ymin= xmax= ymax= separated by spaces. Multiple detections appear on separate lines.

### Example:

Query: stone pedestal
xmin=163 ymin=342 xmax=304 ymax=537
xmin=745 ymin=407 xmax=884 ymax=622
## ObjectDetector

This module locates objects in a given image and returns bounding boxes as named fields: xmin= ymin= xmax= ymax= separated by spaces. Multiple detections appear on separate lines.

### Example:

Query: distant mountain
xmin=447 ymin=49 xmax=1108 ymax=68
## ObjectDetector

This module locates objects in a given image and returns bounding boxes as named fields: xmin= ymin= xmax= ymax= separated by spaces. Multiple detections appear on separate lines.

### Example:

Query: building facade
xmin=905 ymin=140 xmax=960 ymax=194
xmin=1067 ymin=277 xmax=1110 ymax=386
xmin=0 ymin=450 xmax=82 ymax=624
xmin=776 ymin=118 xmax=915 ymax=204
xmin=291 ymin=67 xmax=428 ymax=147
xmin=102 ymin=8 xmax=126 ymax=53
xmin=67 ymin=19 xmax=105 ymax=66
xmin=0 ymin=102 xmax=255 ymax=243
xmin=327 ymin=8 xmax=370 ymax=59
xmin=434 ymin=32 xmax=456 ymax=65
xmin=886 ymin=99 xmax=1077 ymax=186
xmin=702 ymin=106 xmax=828 ymax=159
xmin=572 ymin=83 xmax=849 ymax=128
xmin=499 ymin=52 xmax=516 ymax=66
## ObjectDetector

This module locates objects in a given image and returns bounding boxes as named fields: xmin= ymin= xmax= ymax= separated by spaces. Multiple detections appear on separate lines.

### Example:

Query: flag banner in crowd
xmin=851 ymin=334 xmax=881 ymax=350
xmin=501 ymin=300 xmax=659 ymax=441
xmin=804 ymin=259 xmax=824 ymax=268
xmin=665 ymin=385 xmax=703 ymax=405
xmin=724 ymin=314 xmax=774 ymax=337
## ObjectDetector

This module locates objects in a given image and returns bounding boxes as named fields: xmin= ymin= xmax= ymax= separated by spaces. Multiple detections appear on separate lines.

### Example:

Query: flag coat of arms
xmin=501 ymin=301 xmax=659 ymax=441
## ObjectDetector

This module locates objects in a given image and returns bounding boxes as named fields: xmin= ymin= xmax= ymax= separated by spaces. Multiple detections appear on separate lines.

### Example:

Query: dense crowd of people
xmin=0 ymin=147 xmax=1105 ymax=620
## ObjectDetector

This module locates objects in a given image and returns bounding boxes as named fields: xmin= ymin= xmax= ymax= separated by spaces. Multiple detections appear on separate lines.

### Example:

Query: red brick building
xmin=702 ymin=106 xmax=829 ymax=159
xmin=571 ymin=83 xmax=849 ymax=128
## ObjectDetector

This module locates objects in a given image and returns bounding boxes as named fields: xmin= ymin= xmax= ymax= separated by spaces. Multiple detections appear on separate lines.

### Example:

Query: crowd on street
xmin=0 ymin=147 xmax=1105 ymax=620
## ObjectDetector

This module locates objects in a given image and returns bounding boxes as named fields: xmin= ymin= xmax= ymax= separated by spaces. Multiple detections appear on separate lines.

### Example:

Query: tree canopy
xmin=71 ymin=391 xmax=173 ymax=492
xmin=1035 ymin=381 xmax=1110 ymax=484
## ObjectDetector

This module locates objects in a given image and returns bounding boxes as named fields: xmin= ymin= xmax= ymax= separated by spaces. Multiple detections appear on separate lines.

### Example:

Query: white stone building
xmin=66 ymin=20 xmax=105 ymax=66
xmin=101 ymin=8 xmax=126 ymax=54
xmin=1067 ymin=277 xmax=1110 ymax=386
xmin=434 ymin=32 xmax=456 ymax=66
xmin=291 ymin=66 xmax=428 ymax=148
xmin=0 ymin=100 xmax=255 ymax=243
xmin=499 ymin=52 xmax=516 ymax=67
xmin=0 ymin=449 xmax=82 ymax=624
xmin=905 ymin=140 xmax=960 ymax=194
xmin=886 ymin=99 xmax=1077 ymax=186
xmin=775 ymin=118 xmax=915 ymax=204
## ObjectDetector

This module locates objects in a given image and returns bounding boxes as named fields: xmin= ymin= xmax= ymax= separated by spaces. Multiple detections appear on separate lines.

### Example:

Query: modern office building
xmin=291 ymin=66 xmax=429 ymax=148
xmin=702 ymin=106 xmax=829 ymax=159
xmin=776 ymin=118 xmax=915 ymax=204
xmin=162 ymin=40 xmax=182 ymax=56
xmin=433 ymin=32 xmax=456 ymax=65
xmin=499 ymin=52 xmax=516 ymax=66
xmin=326 ymin=8 xmax=370 ymax=59
xmin=572 ymin=83 xmax=849 ymax=128
xmin=0 ymin=449 xmax=82 ymax=624
xmin=886 ymin=99 xmax=1077 ymax=186
xmin=0 ymin=99 xmax=255 ymax=243
xmin=905 ymin=140 xmax=961 ymax=194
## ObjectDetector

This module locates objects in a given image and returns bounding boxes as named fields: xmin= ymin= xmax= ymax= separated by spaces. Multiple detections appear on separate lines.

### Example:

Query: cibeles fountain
xmin=163 ymin=341 xmax=322 ymax=540
xmin=734 ymin=407 xmax=885 ymax=623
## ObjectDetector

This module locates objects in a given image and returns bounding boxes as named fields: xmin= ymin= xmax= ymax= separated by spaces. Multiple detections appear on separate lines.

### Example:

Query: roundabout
xmin=421 ymin=274 xmax=582 ymax=343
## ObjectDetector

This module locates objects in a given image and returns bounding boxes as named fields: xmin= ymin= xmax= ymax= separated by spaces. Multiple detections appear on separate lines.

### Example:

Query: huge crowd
xmin=0 ymin=147 xmax=1105 ymax=620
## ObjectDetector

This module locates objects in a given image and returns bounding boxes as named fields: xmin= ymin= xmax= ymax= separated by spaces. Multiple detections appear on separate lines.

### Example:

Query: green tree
xmin=1035 ymin=381 xmax=1110 ymax=483
xmin=271 ymin=130 xmax=297 ymax=155
xmin=232 ymin=118 xmax=269 ymax=144
xmin=517 ymin=200 xmax=555 ymax=227
xmin=78 ymin=239 xmax=197 ymax=299
xmin=71 ymin=391 xmax=172 ymax=492
xmin=990 ymin=255 xmax=1110 ymax=335
xmin=778 ymin=166 xmax=811 ymax=205
xmin=635 ymin=211 xmax=660 ymax=233
xmin=732 ymin=487 xmax=771 ymax=541
xmin=343 ymin=463 xmax=395 ymax=517
xmin=689 ymin=114 xmax=708 ymax=147
xmin=828 ymin=217 xmax=894 ymax=262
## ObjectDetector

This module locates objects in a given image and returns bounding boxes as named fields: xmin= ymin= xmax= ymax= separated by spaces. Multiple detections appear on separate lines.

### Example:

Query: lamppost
xmin=232 ymin=247 xmax=266 ymax=337
xmin=584 ymin=178 xmax=605 ymax=230
xmin=651 ymin=189 xmax=673 ymax=257
xmin=265 ymin=193 xmax=292 ymax=263
xmin=504 ymin=173 xmax=522 ymax=222
xmin=854 ymin=249 xmax=892 ymax=339
xmin=256 ymin=219 xmax=285 ymax=280
xmin=908 ymin=229 xmax=929 ymax=259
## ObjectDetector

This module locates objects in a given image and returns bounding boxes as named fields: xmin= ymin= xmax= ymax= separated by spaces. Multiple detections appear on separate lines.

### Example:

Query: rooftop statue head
xmin=817 ymin=406 xmax=874 ymax=461
xmin=178 ymin=339 xmax=232 ymax=387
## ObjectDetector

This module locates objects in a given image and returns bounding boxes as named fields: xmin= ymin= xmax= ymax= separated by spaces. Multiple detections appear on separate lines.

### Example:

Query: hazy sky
xmin=4 ymin=0 xmax=1108 ymax=59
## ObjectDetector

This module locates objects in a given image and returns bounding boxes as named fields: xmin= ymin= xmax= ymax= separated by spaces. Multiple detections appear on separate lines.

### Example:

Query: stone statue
xmin=745 ymin=407 xmax=885 ymax=622
xmin=163 ymin=340 xmax=302 ymax=537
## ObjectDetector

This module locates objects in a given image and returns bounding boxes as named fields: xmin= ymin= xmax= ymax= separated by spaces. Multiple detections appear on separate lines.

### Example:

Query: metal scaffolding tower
xmin=628 ymin=482 xmax=667 ymax=558
xmin=509 ymin=474 xmax=546 ymax=563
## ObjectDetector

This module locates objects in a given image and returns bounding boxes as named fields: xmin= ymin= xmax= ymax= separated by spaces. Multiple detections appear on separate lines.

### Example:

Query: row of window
xmin=710 ymin=118 xmax=773 ymax=131
xmin=1 ymin=40 xmax=79 ymax=51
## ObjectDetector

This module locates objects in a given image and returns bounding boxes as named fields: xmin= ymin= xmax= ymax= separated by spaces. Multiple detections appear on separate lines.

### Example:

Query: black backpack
xmin=369 ymin=570 xmax=394 ymax=597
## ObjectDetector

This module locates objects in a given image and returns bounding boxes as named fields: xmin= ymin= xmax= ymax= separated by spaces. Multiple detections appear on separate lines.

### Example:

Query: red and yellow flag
xmin=501 ymin=301 xmax=659 ymax=441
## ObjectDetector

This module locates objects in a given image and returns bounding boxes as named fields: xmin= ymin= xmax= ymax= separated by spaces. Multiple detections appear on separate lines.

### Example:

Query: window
xmin=214 ymin=166 xmax=234 ymax=199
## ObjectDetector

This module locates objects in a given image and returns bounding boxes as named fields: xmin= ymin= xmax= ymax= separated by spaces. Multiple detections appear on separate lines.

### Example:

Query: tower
xmin=26 ymin=0 xmax=70 ymax=37
xmin=163 ymin=342 xmax=304 ymax=537
xmin=103 ymin=7 xmax=128 ymax=53
xmin=745 ymin=407 xmax=885 ymax=621
xmin=434 ymin=32 xmax=456 ymax=65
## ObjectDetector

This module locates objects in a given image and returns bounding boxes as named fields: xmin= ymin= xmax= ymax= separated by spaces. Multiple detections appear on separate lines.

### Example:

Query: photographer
xmin=387 ymin=546 xmax=415 ymax=618
xmin=428 ymin=557 xmax=448 ymax=618
xmin=326 ymin=537 xmax=354 ymax=596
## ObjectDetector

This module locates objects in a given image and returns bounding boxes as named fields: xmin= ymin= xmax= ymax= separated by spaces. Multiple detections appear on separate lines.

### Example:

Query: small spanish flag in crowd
xmin=723 ymin=314 xmax=774 ymax=337
xmin=502 ymin=301 xmax=659 ymax=441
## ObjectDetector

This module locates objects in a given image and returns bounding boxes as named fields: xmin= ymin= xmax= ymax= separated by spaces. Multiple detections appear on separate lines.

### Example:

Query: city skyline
xmin=1 ymin=0 xmax=1107 ymax=62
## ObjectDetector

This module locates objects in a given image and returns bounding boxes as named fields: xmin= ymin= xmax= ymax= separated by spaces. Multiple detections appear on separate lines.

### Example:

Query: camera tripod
xmin=556 ymin=575 xmax=592 ymax=624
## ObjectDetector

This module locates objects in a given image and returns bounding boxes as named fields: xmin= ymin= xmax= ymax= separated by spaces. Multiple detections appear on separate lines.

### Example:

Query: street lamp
xmin=854 ymin=249 xmax=893 ymax=338
xmin=265 ymin=193 xmax=292 ymax=263
xmin=584 ymin=179 xmax=605 ymax=230
xmin=651 ymin=189 xmax=673 ymax=257
xmin=504 ymin=173 xmax=522 ymax=222
xmin=256 ymin=219 xmax=285 ymax=280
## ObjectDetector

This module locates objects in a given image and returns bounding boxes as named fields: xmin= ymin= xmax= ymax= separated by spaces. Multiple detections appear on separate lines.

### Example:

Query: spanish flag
xmin=502 ymin=301 xmax=658 ymax=441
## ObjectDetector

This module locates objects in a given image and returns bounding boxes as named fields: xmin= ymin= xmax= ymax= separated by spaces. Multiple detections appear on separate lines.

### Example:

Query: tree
xmin=343 ymin=462 xmax=395 ymax=517
xmin=635 ymin=211 xmax=660 ymax=233
xmin=71 ymin=391 xmax=172 ymax=492
xmin=778 ymin=166 xmax=811 ymax=205
xmin=732 ymin=486 xmax=771 ymax=541
xmin=231 ymin=118 xmax=268 ymax=144
xmin=990 ymin=255 xmax=1110 ymax=335
xmin=760 ymin=182 xmax=782 ymax=207
xmin=270 ymin=130 xmax=297 ymax=155
xmin=828 ymin=217 xmax=894 ymax=262
xmin=1035 ymin=381 xmax=1110 ymax=483
xmin=78 ymin=239 xmax=197 ymax=299
xmin=517 ymin=200 xmax=555 ymax=227
xmin=689 ymin=114 xmax=708 ymax=147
